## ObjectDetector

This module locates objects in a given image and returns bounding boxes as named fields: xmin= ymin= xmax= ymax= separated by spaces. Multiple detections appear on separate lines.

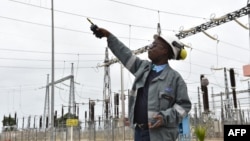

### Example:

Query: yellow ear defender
xmin=179 ymin=48 xmax=187 ymax=60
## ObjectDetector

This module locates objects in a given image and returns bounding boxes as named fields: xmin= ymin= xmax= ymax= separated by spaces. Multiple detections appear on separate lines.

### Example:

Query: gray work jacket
xmin=107 ymin=34 xmax=192 ymax=141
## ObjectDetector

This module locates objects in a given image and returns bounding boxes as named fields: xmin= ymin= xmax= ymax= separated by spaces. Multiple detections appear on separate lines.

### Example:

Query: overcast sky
xmin=1 ymin=0 xmax=250 ymax=131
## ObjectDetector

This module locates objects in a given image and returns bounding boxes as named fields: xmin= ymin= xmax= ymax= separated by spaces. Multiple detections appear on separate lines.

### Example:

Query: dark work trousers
xmin=134 ymin=126 xmax=150 ymax=141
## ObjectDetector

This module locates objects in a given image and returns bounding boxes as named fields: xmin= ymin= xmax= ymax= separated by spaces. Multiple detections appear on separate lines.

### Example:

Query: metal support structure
xmin=69 ymin=63 xmax=75 ymax=115
xmin=46 ymin=75 xmax=73 ymax=87
xmin=46 ymin=75 xmax=75 ymax=116
xmin=176 ymin=6 xmax=250 ymax=39
xmin=43 ymin=64 xmax=75 ymax=138
xmin=43 ymin=74 xmax=50 ymax=129
xmin=103 ymin=47 xmax=112 ymax=140
xmin=211 ymin=87 xmax=215 ymax=112
xmin=50 ymin=0 xmax=55 ymax=140
xmin=98 ymin=5 xmax=250 ymax=67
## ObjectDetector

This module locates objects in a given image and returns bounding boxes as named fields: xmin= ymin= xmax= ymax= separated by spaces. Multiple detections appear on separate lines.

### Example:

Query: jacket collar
xmin=152 ymin=64 xmax=168 ymax=72
xmin=151 ymin=63 xmax=172 ymax=81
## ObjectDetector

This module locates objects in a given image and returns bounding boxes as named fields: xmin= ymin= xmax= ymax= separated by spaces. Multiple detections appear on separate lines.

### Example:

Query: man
xmin=90 ymin=26 xmax=192 ymax=141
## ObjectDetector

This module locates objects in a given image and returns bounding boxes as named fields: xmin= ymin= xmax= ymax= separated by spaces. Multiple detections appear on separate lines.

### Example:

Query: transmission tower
xmin=103 ymin=47 xmax=112 ymax=140
xmin=43 ymin=64 xmax=75 ymax=130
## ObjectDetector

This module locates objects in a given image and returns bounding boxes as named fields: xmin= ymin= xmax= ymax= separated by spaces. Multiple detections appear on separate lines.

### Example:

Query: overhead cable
xmin=8 ymin=0 xmax=173 ymax=31
xmin=108 ymin=0 xmax=206 ymax=20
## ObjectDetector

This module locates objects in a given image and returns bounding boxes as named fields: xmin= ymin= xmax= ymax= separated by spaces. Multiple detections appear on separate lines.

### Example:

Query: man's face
xmin=148 ymin=38 xmax=169 ymax=64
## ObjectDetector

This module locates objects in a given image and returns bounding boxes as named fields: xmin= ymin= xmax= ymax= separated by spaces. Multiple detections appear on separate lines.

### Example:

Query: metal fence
xmin=0 ymin=115 xmax=231 ymax=141
xmin=0 ymin=121 xmax=134 ymax=141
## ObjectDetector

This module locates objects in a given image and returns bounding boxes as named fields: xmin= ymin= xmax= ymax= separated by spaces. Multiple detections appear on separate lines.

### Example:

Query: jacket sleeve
xmin=106 ymin=34 xmax=146 ymax=75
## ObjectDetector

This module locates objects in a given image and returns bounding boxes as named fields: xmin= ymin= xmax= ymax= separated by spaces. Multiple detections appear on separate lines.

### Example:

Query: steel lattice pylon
xmin=102 ymin=47 xmax=113 ymax=140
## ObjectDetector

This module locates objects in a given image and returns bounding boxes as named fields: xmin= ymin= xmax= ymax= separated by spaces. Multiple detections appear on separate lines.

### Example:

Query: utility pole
xmin=68 ymin=63 xmax=75 ymax=115
xmin=43 ymin=74 xmax=50 ymax=130
xmin=50 ymin=0 xmax=55 ymax=140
